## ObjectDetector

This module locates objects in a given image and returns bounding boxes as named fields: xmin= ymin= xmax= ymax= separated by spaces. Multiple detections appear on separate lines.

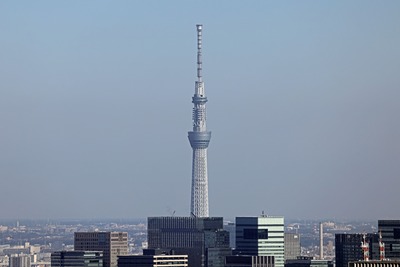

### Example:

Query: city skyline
xmin=1 ymin=1 xmax=400 ymax=220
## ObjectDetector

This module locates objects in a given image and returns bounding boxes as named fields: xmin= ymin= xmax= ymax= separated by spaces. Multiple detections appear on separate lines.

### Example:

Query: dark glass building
xmin=335 ymin=233 xmax=379 ymax=267
xmin=147 ymin=217 xmax=231 ymax=267
xmin=285 ymin=257 xmax=333 ymax=267
xmin=379 ymin=220 xmax=400 ymax=259
xmin=51 ymin=251 xmax=103 ymax=267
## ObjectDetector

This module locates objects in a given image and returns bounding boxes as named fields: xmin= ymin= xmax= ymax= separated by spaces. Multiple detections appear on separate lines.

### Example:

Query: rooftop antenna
xmin=196 ymin=24 xmax=202 ymax=83
xmin=361 ymin=234 xmax=370 ymax=261
xmin=379 ymin=231 xmax=385 ymax=261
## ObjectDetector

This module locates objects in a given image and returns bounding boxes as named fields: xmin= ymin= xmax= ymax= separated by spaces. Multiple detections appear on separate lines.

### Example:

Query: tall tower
xmin=188 ymin=24 xmax=211 ymax=218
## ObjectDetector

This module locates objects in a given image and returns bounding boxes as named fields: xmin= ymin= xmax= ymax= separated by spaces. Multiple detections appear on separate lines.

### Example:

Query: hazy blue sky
xmin=1 ymin=1 xmax=400 ymax=221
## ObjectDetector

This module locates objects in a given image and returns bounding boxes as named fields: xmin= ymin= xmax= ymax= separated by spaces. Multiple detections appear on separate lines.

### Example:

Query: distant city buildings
xmin=51 ymin=251 xmax=103 ymax=267
xmin=74 ymin=232 xmax=128 ymax=267
xmin=235 ymin=216 xmax=285 ymax=267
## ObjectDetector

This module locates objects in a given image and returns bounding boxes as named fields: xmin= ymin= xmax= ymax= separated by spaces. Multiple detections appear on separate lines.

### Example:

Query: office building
xmin=284 ymin=234 xmax=301 ymax=261
xmin=51 ymin=251 xmax=103 ymax=267
xmin=74 ymin=232 xmax=127 ymax=267
xmin=118 ymin=250 xmax=188 ymax=267
xmin=147 ymin=217 xmax=230 ymax=267
xmin=378 ymin=220 xmax=400 ymax=259
xmin=9 ymin=254 xmax=30 ymax=267
xmin=285 ymin=257 xmax=333 ymax=267
xmin=335 ymin=233 xmax=379 ymax=267
xmin=225 ymin=255 xmax=274 ymax=267
xmin=235 ymin=216 xmax=284 ymax=267
xmin=188 ymin=24 xmax=212 ymax=217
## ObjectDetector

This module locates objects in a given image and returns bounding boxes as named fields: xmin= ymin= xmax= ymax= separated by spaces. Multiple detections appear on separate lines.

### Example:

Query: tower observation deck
xmin=188 ymin=24 xmax=211 ymax=217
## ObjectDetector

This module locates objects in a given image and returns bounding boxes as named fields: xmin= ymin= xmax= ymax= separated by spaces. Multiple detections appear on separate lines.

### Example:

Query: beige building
xmin=74 ymin=232 xmax=128 ymax=267
xmin=118 ymin=254 xmax=188 ymax=267
xmin=349 ymin=261 xmax=400 ymax=267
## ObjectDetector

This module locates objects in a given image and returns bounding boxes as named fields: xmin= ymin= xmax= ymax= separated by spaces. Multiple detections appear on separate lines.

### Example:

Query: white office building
xmin=235 ymin=216 xmax=284 ymax=267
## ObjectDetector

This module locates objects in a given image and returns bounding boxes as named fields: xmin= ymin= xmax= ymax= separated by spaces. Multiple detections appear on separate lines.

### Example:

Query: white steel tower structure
xmin=188 ymin=24 xmax=211 ymax=217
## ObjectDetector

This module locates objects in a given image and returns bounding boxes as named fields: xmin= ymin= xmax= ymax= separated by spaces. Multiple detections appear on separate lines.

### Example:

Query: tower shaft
xmin=188 ymin=24 xmax=211 ymax=217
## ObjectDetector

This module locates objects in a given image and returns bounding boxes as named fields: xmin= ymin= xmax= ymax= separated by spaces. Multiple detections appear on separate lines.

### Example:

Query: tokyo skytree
xmin=188 ymin=24 xmax=211 ymax=217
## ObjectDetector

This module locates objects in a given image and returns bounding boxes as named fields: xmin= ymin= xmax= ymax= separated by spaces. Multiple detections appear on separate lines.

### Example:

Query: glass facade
xmin=51 ymin=251 xmax=103 ymax=267
xmin=147 ymin=217 xmax=230 ymax=267
xmin=335 ymin=233 xmax=379 ymax=267
xmin=379 ymin=220 xmax=400 ymax=260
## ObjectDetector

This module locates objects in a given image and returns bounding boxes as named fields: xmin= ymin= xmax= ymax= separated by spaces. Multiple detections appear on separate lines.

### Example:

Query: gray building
xmin=284 ymin=234 xmax=300 ymax=261
xmin=147 ymin=217 xmax=231 ymax=267
xmin=235 ymin=216 xmax=284 ymax=267
xmin=379 ymin=220 xmax=400 ymax=260
xmin=9 ymin=254 xmax=30 ymax=267
xmin=74 ymin=232 xmax=127 ymax=267
xmin=224 ymin=223 xmax=236 ymax=249
xmin=51 ymin=251 xmax=103 ymax=267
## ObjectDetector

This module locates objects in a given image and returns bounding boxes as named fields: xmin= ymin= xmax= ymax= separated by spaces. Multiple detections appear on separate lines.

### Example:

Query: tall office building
xmin=235 ymin=216 xmax=285 ymax=267
xmin=284 ymin=233 xmax=301 ymax=261
xmin=188 ymin=24 xmax=211 ymax=218
xmin=147 ymin=217 xmax=230 ymax=267
xmin=51 ymin=251 xmax=103 ymax=267
xmin=118 ymin=250 xmax=188 ymax=267
xmin=378 ymin=220 xmax=400 ymax=259
xmin=74 ymin=232 xmax=128 ymax=267
xmin=9 ymin=254 xmax=30 ymax=267
xmin=335 ymin=233 xmax=379 ymax=267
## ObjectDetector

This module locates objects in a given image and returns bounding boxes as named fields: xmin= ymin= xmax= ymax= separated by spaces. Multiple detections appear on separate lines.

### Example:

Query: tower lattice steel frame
xmin=188 ymin=24 xmax=211 ymax=217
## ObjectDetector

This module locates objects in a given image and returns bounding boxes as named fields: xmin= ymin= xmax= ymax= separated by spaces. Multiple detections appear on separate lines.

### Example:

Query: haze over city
xmin=1 ymin=1 xmax=399 ymax=220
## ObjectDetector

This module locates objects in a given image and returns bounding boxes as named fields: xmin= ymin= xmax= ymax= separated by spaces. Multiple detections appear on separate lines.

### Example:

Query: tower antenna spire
xmin=196 ymin=24 xmax=203 ymax=82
